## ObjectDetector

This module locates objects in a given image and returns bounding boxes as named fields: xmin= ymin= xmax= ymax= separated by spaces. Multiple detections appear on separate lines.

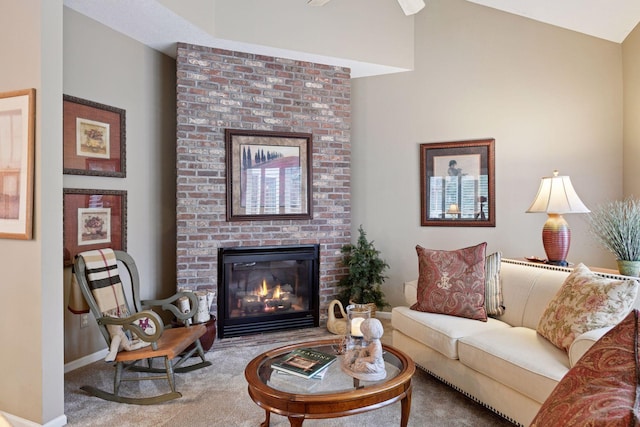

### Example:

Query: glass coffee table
xmin=244 ymin=338 xmax=415 ymax=427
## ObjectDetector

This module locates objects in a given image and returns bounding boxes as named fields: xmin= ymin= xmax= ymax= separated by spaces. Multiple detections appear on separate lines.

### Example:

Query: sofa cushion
xmin=537 ymin=263 xmax=639 ymax=352
xmin=458 ymin=326 xmax=569 ymax=404
xmin=391 ymin=306 xmax=510 ymax=359
xmin=530 ymin=309 xmax=640 ymax=426
xmin=411 ymin=243 xmax=488 ymax=321
xmin=484 ymin=251 xmax=504 ymax=317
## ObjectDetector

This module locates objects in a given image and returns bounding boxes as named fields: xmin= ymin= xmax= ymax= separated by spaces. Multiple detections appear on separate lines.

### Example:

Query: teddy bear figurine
xmin=341 ymin=317 xmax=387 ymax=381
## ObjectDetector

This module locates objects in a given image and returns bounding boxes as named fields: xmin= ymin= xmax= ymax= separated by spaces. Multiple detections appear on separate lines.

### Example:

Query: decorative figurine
xmin=341 ymin=318 xmax=386 ymax=381
xmin=327 ymin=299 xmax=348 ymax=335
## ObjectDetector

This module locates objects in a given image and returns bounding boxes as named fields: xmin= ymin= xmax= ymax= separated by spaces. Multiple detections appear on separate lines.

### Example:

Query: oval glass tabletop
xmin=257 ymin=343 xmax=403 ymax=395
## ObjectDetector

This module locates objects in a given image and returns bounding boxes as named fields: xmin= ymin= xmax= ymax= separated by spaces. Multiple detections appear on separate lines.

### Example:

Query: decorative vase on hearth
xmin=327 ymin=299 xmax=348 ymax=335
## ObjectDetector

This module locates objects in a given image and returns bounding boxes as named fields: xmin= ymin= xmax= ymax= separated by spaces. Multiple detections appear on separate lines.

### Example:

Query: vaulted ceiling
xmin=468 ymin=0 xmax=640 ymax=43
xmin=64 ymin=0 xmax=640 ymax=77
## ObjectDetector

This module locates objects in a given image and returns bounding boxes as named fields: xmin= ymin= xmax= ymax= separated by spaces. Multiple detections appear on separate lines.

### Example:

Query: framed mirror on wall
xmin=420 ymin=138 xmax=495 ymax=227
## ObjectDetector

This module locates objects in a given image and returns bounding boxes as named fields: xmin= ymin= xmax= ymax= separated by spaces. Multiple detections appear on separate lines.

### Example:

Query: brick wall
xmin=175 ymin=43 xmax=351 ymax=321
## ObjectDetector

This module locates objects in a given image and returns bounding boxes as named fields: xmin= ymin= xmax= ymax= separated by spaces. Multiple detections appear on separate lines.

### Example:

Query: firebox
xmin=217 ymin=244 xmax=320 ymax=338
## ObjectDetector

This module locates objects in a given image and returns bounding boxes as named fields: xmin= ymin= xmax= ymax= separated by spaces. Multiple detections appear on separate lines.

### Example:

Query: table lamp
xmin=526 ymin=170 xmax=590 ymax=266
xmin=446 ymin=203 xmax=460 ymax=218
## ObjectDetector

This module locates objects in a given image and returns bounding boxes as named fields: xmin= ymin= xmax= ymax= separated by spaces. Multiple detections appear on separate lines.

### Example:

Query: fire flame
xmin=254 ymin=280 xmax=282 ymax=299
xmin=258 ymin=279 xmax=268 ymax=297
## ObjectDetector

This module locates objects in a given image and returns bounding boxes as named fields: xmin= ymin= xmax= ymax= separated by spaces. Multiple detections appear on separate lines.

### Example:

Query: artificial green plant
xmin=337 ymin=225 xmax=389 ymax=310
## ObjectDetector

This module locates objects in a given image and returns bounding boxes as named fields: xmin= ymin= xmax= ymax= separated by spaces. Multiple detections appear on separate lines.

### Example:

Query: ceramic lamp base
xmin=542 ymin=213 xmax=571 ymax=266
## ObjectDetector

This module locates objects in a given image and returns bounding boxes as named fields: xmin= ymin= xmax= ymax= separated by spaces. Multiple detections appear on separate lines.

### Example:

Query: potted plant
xmin=336 ymin=225 xmax=390 ymax=314
xmin=588 ymin=197 xmax=640 ymax=276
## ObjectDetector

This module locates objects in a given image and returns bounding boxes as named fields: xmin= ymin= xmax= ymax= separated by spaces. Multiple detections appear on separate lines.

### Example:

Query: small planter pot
xmin=616 ymin=260 xmax=640 ymax=277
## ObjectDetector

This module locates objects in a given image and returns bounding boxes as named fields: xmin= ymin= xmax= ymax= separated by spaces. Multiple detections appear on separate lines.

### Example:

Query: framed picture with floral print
xmin=63 ymin=188 xmax=127 ymax=266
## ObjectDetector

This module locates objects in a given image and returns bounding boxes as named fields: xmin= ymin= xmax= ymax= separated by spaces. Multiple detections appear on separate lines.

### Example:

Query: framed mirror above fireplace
xmin=217 ymin=244 xmax=320 ymax=338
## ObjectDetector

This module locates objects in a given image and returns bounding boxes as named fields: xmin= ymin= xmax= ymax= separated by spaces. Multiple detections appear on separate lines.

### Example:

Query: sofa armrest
xmin=404 ymin=280 xmax=418 ymax=306
xmin=568 ymin=326 xmax=614 ymax=366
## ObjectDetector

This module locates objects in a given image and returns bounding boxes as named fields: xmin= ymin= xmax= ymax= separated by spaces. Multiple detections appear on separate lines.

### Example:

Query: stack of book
xmin=271 ymin=348 xmax=337 ymax=380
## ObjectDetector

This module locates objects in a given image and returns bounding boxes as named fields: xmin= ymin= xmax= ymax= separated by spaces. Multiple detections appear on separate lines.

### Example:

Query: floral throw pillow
xmin=537 ymin=263 xmax=639 ymax=352
xmin=410 ymin=242 xmax=488 ymax=321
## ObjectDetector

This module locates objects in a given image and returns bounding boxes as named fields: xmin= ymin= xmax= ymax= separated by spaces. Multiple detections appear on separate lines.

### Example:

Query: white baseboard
xmin=64 ymin=348 xmax=108 ymax=373
xmin=375 ymin=310 xmax=391 ymax=320
xmin=1 ymin=412 xmax=66 ymax=427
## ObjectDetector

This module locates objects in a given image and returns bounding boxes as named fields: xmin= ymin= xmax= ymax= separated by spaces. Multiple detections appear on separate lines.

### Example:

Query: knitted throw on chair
xmin=79 ymin=249 xmax=154 ymax=361
xmin=80 ymin=248 xmax=129 ymax=318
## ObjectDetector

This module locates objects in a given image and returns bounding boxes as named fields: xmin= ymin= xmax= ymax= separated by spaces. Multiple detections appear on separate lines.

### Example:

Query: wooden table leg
xmin=400 ymin=385 xmax=412 ymax=427
xmin=288 ymin=415 xmax=304 ymax=427
xmin=260 ymin=410 xmax=271 ymax=427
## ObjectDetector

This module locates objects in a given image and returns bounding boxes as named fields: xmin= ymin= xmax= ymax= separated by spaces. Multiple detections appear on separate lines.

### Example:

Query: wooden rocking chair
xmin=73 ymin=249 xmax=212 ymax=404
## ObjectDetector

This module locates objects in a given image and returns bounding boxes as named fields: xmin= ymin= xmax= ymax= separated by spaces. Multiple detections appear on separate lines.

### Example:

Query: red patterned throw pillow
xmin=411 ymin=243 xmax=488 ymax=321
xmin=530 ymin=309 xmax=640 ymax=426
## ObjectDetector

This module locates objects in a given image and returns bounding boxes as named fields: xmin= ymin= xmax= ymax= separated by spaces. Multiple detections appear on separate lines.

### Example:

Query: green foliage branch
xmin=337 ymin=225 xmax=390 ymax=310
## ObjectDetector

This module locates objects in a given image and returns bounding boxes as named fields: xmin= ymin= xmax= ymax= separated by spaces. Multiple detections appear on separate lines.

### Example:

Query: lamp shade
xmin=446 ymin=203 xmax=460 ymax=214
xmin=526 ymin=170 xmax=589 ymax=266
xmin=526 ymin=171 xmax=590 ymax=214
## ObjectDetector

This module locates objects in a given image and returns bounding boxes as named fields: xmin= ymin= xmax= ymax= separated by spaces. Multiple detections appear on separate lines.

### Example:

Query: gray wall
xmin=351 ymin=0 xmax=624 ymax=308
xmin=0 ymin=0 xmax=64 ymax=424
xmin=63 ymin=8 xmax=177 ymax=364
xmin=623 ymin=21 xmax=640 ymax=197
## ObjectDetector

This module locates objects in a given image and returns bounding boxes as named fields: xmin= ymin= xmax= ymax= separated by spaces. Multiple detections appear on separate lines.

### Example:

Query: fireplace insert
xmin=217 ymin=244 xmax=320 ymax=338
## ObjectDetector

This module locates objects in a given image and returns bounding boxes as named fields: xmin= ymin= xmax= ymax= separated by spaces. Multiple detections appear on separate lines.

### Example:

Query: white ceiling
xmin=63 ymin=0 xmax=640 ymax=78
xmin=467 ymin=0 xmax=640 ymax=43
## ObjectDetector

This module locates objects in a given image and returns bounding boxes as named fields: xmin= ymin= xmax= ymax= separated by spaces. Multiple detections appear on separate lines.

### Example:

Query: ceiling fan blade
xmin=307 ymin=0 xmax=424 ymax=16
xmin=397 ymin=0 xmax=425 ymax=15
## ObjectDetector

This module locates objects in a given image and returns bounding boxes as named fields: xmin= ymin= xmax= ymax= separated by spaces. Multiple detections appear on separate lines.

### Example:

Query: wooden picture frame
xmin=63 ymin=188 xmax=127 ymax=266
xmin=0 ymin=88 xmax=35 ymax=239
xmin=225 ymin=129 xmax=313 ymax=221
xmin=420 ymin=138 xmax=495 ymax=227
xmin=63 ymin=95 xmax=126 ymax=177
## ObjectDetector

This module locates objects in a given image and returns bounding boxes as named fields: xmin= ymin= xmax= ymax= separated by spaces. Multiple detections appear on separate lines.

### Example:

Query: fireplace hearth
xmin=217 ymin=244 xmax=320 ymax=338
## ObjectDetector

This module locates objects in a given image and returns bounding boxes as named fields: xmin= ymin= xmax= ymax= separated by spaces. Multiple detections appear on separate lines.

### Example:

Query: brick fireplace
xmin=175 ymin=43 xmax=352 ymax=328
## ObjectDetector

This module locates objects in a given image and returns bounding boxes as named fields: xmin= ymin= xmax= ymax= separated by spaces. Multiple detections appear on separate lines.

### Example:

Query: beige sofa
xmin=391 ymin=258 xmax=640 ymax=427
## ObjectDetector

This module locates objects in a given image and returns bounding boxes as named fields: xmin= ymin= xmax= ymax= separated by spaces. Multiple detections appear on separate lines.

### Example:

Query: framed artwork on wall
xmin=225 ymin=129 xmax=313 ymax=221
xmin=420 ymin=138 xmax=495 ymax=227
xmin=0 ymin=88 xmax=35 ymax=240
xmin=63 ymin=188 xmax=127 ymax=266
xmin=63 ymin=95 xmax=126 ymax=177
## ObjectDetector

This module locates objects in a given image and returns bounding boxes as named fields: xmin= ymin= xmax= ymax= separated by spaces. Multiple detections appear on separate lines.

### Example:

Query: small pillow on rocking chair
xmin=104 ymin=314 xmax=157 ymax=362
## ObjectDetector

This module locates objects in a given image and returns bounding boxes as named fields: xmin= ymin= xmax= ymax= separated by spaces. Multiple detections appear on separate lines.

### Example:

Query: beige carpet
xmin=64 ymin=324 xmax=516 ymax=427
